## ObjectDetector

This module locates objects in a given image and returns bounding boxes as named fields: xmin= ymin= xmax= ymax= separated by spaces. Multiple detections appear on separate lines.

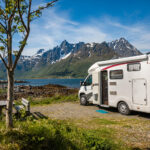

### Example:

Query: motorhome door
xmin=92 ymin=72 xmax=100 ymax=105
xmin=132 ymin=79 xmax=147 ymax=105
xmin=101 ymin=71 xmax=108 ymax=105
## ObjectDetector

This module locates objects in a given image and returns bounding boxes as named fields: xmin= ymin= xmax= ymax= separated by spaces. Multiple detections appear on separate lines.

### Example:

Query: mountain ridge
xmin=0 ymin=38 xmax=142 ymax=79
xmin=18 ymin=37 xmax=142 ymax=65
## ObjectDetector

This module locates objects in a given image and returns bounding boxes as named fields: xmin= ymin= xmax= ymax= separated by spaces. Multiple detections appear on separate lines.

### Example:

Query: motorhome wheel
xmin=118 ymin=102 xmax=131 ymax=115
xmin=80 ymin=95 xmax=88 ymax=105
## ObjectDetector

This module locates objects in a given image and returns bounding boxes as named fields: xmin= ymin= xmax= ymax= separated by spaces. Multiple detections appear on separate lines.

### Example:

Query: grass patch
xmin=26 ymin=94 xmax=78 ymax=106
xmin=0 ymin=118 xmax=128 ymax=150
xmin=0 ymin=88 xmax=6 ymax=94
xmin=87 ymin=118 xmax=143 ymax=129
xmin=94 ymin=118 xmax=118 ymax=125
xmin=14 ymin=94 xmax=78 ymax=106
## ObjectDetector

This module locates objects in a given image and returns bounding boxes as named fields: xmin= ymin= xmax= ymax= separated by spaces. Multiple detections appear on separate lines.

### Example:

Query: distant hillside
xmin=0 ymin=38 xmax=142 ymax=79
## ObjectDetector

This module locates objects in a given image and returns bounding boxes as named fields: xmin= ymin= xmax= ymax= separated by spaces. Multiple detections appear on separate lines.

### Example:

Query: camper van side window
xmin=110 ymin=70 xmax=123 ymax=79
xmin=85 ymin=75 xmax=92 ymax=86
xmin=127 ymin=63 xmax=141 ymax=71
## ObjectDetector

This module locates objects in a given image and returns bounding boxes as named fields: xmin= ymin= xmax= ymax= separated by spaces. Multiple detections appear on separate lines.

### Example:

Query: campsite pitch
xmin=31 ymin=102 xmax=150 ymax=149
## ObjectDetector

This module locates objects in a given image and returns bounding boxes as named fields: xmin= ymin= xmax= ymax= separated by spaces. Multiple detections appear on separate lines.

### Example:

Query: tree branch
xmin=12 ymin=0 xmax=32 ymax=71
xmin=17 ymin=0 xmax=28 ymax=32
xmin=0 ymin=7 xmax=7 ymax=20
xmin=12 ymin=33 xmax=29 ymax=71
xmin=12 ymin=0 xmax=58 ymax=71
xmin=0 ymin=38 xmax=7 ymax=46
xmin=9 ymin=3 xmax=17 ymax=23
xmin=30 ymin=0 xmax=58 ymax=15
xmin=0 ymin=53 xmax=8 ymax=69
xmin=27 ymin=0 xmax=32 ymax=30
xmin=0 ymin=22 xmax=7 ymax=32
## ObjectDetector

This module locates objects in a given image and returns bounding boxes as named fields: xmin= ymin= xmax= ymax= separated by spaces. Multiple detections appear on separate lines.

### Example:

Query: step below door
xmin=132 ymin=79 xmax=147 ymax=105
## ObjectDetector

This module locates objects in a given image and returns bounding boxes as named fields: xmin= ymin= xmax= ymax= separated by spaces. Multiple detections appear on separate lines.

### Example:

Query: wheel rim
xmin=81 ymin=97 xmax=86 ymax=104
xmin=120 ymin=103 xmax=127 ymax=113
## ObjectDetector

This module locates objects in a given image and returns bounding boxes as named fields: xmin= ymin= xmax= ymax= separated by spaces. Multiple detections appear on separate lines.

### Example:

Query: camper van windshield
xmin=85 ymin=75 xmax=92 ymax=86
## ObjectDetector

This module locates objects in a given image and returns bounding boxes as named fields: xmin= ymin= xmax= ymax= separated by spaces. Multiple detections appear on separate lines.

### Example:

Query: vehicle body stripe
xmin=101 ymin=61 xmax=140 ymax=71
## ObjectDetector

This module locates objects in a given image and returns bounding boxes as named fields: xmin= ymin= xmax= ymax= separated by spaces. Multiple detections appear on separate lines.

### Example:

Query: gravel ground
xmin=31 ymin=102 xmax=150 ymax=120
xmin=31 ymin=102 xmax=150 ymax=149
xmin=31 ymin=102 xmax=119 ymax=120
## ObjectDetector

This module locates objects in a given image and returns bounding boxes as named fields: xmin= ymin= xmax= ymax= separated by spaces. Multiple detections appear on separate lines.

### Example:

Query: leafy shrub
xmin=0 ymin=119 xmax=122 ymax=150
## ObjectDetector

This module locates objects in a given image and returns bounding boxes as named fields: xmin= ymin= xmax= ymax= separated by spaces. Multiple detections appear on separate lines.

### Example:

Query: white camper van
xmin=78 ymin=54 xmax=150 ymax=115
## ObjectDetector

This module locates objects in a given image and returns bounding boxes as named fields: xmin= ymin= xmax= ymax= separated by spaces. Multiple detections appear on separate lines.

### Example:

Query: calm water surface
xmin=15 ymin=78 xmax=84 ymax=88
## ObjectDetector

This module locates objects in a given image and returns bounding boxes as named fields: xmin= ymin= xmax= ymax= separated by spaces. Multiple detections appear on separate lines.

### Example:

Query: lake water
xmin=15 ymin=78 xmax=84 ymax=88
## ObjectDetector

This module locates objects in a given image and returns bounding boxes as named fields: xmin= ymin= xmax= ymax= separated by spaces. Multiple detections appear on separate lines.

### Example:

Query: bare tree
xmin=0 ymin=0 xmax=57 ymax=128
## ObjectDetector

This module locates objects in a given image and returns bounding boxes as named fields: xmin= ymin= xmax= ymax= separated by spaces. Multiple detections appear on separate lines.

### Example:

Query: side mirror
xmin=80 ymin=81 xmax=86 ymax=86
xmin=80 ymin=81 xmax=83 ymax=86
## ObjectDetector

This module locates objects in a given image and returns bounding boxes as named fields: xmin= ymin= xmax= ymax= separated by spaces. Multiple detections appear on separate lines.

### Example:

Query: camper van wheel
xmin=80 ymin=95 xmax=88 ymax=106
xmin=118 ymin=102 xmax=131 ymax=115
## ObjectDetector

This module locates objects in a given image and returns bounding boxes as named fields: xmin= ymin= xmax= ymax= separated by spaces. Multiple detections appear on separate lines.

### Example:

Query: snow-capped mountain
xmin=18 ymin=37 xmax=142 ymax=66
xmin=0 ymin=37 xmax=143 ymax=78
xmin=108 ymin=37 xmax=142 ymax=57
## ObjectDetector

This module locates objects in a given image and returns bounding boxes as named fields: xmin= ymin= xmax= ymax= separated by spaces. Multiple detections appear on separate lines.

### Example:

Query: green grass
xmin=24 ymin=94 xmax=78 ymax=106
xmin=0 ymin=118 xmax=128 ymax=150
xmin=0 ymin=88 xmax=6 ymax=94
xmin=92 ymin=118 xmax=118 ymax=125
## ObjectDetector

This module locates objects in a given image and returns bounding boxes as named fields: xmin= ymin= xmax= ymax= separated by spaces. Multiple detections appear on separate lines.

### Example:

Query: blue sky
xmin=23 ymin=0 xmax=150 ymax=55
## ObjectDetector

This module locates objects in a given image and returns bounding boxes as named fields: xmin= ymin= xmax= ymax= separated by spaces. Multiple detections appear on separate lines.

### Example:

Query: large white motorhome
xmin=78 ymin=54 xmax=150 ymax=115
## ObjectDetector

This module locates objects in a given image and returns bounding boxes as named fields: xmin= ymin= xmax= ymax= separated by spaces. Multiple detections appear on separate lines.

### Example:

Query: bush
xmin=0 ymin=119 xmax=121 ymax=150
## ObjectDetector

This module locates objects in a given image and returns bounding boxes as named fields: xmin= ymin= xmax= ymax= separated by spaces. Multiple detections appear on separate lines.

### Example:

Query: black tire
xmin=80 ymin=95 xmax=88 ymax=106
xmin=118 ymin=102 xmax=131 ymax=115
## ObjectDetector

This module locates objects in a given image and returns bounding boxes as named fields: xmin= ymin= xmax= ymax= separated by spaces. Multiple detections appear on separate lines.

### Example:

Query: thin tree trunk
xmin=6 ymin=70 xmax=14 ymax=128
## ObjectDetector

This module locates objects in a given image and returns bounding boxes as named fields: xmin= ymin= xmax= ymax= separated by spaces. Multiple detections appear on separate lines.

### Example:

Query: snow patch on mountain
xmin=33 ymin=49 xmax=45 ymax=57
xmin=61 ymin=52 xmax=71 ymax=60
xmin=108 ymin=37 xmax=142 ymax=57
xmin=90 ymin=42 xmax=94 ymax=48
xmin=86 ymin=43 xmax=95 ymax=48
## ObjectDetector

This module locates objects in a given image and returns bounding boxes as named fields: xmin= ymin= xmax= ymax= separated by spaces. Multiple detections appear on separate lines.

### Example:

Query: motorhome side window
xmin=85 ymin=75 xmax=92 ymax=86
xmin=127 ymin=63 xmax=141 ymax=71
xmin=110 ymin=70 xmax=123 ymax=79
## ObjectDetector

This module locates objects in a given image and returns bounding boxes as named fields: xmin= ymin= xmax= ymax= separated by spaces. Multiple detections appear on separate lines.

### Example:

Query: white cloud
xmin=22 ymin=8 xmax=150 ymax=55
xmin=23 ymin=8 xmax=109 ymax=55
